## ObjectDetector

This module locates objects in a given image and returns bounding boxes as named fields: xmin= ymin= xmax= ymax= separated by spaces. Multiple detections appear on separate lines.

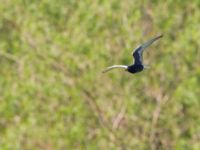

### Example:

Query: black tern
xmin=103 ymin=35 xmax=163 ymax=74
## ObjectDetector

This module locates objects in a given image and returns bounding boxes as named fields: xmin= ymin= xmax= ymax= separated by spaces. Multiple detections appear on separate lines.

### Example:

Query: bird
xmin=103 ymin=34 xmax=163 ymax=74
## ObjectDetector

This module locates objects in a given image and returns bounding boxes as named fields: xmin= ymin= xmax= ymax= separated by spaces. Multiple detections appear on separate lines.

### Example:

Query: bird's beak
xmin=142 ymin=34 xmax=163 ymax=49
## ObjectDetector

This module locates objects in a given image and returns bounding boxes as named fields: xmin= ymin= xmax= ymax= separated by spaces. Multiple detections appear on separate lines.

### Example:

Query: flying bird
xmin=103 ymin=34 xmax=163 ymax=74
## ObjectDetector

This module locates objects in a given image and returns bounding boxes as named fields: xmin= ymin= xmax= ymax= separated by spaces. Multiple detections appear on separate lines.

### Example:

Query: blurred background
xmin=0 ymin=0 xmax=200 ymax=149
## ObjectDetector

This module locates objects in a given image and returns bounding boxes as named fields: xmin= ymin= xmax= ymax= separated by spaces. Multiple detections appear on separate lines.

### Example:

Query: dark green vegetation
xmin=0 ymin=0 xmax=200 ymax=149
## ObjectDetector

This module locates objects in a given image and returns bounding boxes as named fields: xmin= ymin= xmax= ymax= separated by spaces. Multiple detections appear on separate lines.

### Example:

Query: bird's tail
xmin=102 ymin=65 xmax=128 ymax=73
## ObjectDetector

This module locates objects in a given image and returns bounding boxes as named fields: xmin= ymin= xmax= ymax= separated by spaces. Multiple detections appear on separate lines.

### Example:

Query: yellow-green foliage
xmin=0 ymin=0 xmax=200 ymax=149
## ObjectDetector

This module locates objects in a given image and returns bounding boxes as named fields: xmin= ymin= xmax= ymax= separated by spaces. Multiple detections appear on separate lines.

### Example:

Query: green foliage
xmin=0 ymin=0 xmax=200 ymax=149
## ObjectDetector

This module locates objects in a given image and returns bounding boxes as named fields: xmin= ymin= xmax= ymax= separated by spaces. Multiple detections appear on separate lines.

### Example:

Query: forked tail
xmin=102 ymin=65 xmax=128 ymax=73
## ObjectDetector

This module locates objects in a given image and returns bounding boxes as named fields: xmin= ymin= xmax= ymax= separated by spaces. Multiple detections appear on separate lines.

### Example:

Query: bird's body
xmin=127 ymin=64 xmax=144 ymax=73
xmin=103 ymin=34 xmax=163 ymax=74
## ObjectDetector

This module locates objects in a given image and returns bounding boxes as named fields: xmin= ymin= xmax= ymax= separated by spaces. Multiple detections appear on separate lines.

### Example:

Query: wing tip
xmin=102 ymin=67 xmax=111 ymax=73
xmin=102 ymin=70 xmax=107 ymax=73
xmin=157 ymin=34 xmax=164 ymax=39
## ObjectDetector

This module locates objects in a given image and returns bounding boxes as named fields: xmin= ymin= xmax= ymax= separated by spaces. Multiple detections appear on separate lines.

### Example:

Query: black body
xmin=127 ymin=45 xmax=144 ymax=74
xmin=127 ymin=64 xmax=144 ymax=73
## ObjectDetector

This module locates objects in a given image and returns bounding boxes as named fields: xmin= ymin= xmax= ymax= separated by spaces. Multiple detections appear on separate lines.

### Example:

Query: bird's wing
xmin=132 ymin=34 xmax=163 ymax=65
xmin=133 ymin=46 xmax=143 ymax=65
xmin=102 ymin=65 xmax=128 ymax=73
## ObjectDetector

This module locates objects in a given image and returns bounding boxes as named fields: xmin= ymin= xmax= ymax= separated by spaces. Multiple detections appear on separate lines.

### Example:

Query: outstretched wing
xmin=133 ymin=46 xmax=143 ymax=65
xmin=102 ymin=65 xmax=128 ymax=73
xmin=133 ymin=34 xmax=163 ymax=65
